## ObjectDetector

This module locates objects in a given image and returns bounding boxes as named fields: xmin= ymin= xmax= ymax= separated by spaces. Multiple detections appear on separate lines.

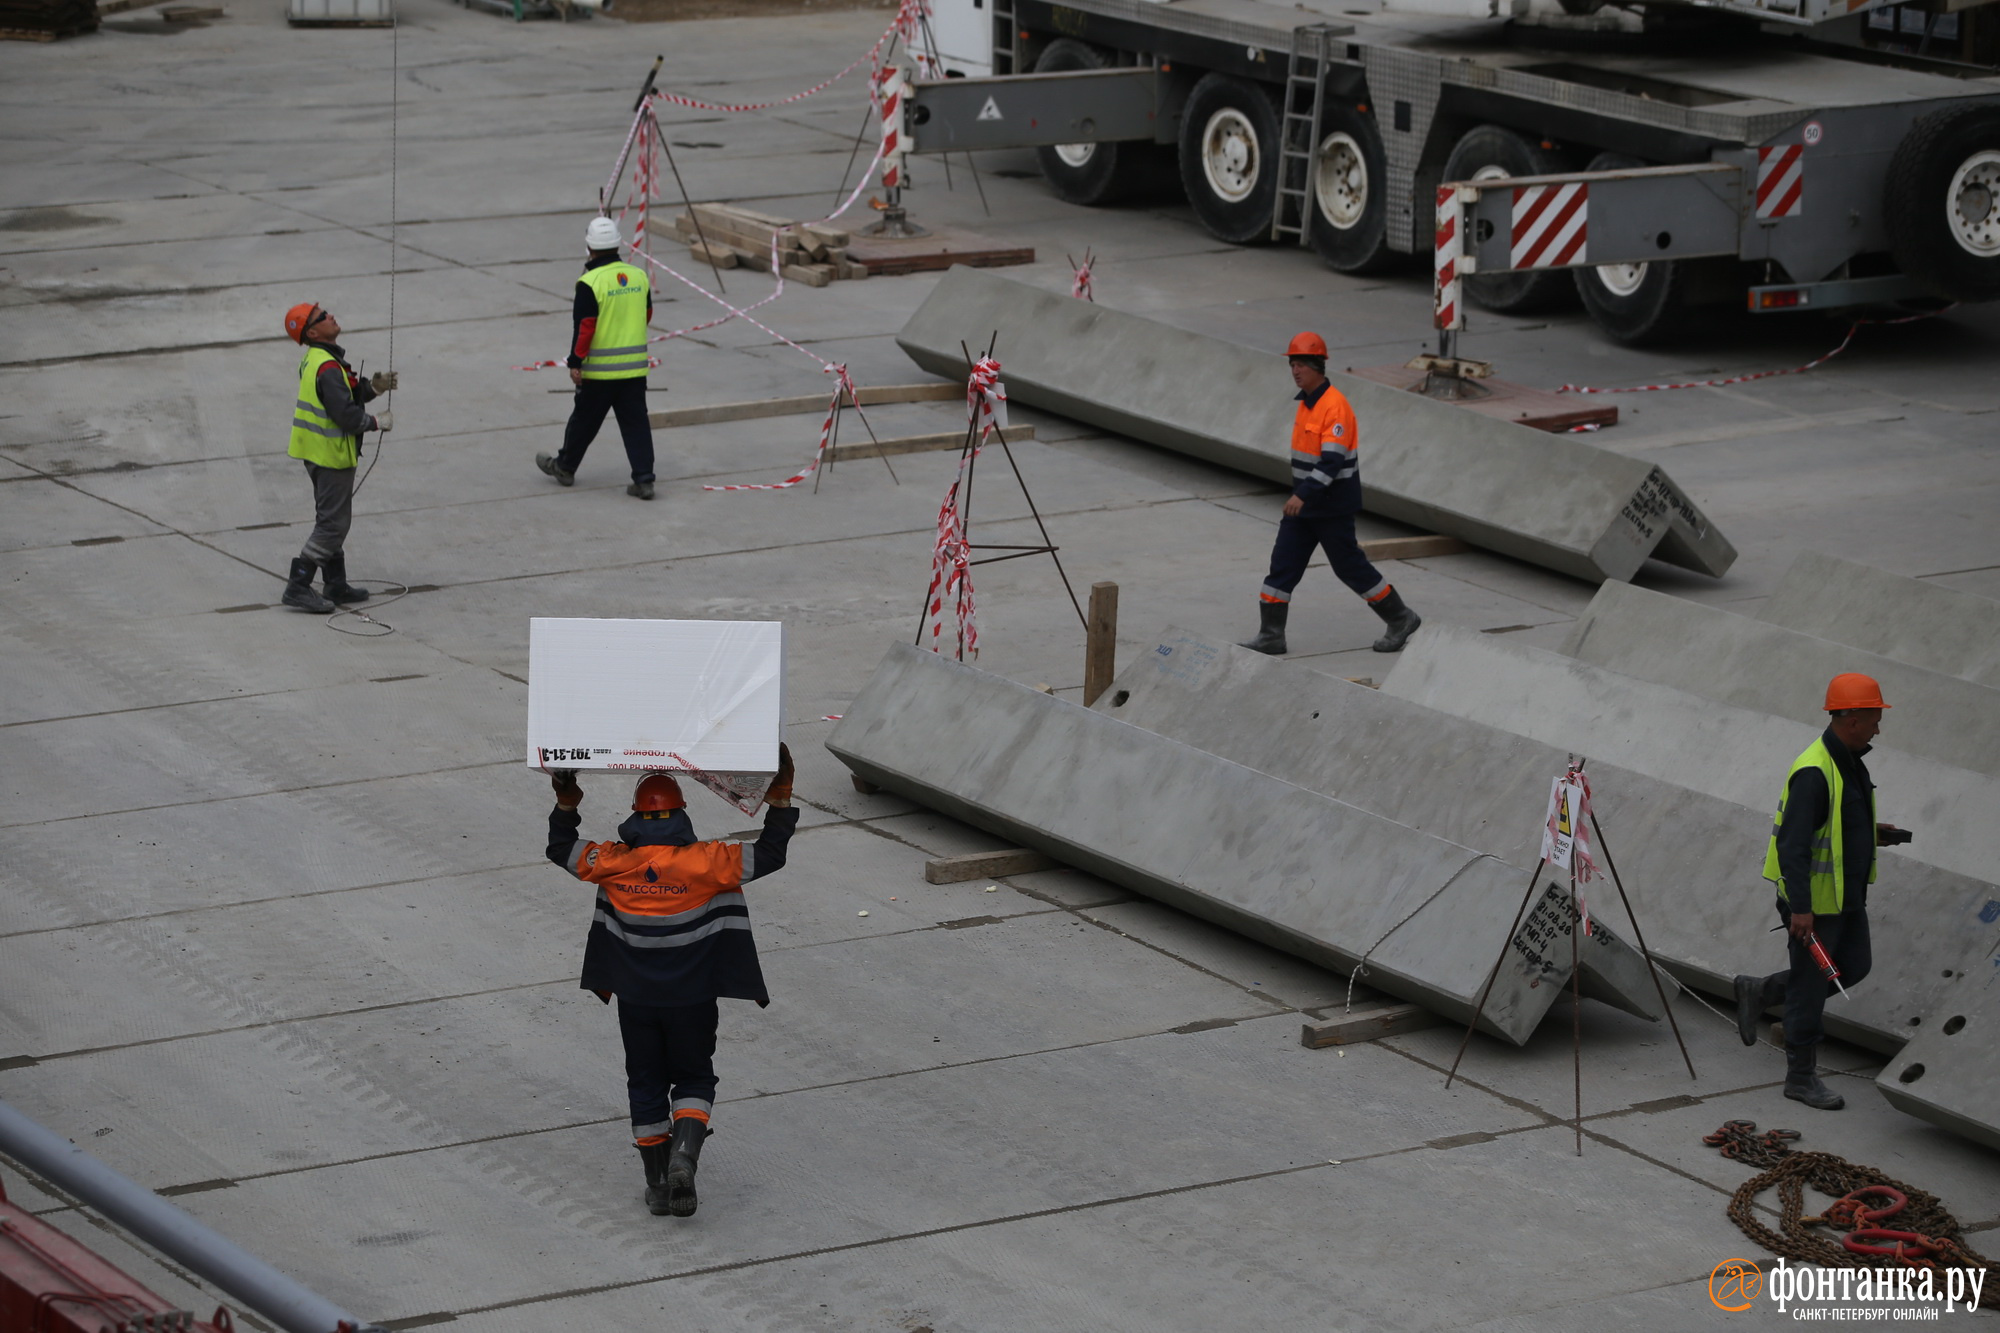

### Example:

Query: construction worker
xmin=544 ymin=745 xmax=798 ymax=1216
xmin=1239 ymin=333 xmax=1421 ymax=656
xmin=280 ymin=302 xmax=395 ymax=614
xmin=536 ymin=216 xmax=657 ymax=500
xmin=1734 ymin=673 xmax=1912 ymax=1110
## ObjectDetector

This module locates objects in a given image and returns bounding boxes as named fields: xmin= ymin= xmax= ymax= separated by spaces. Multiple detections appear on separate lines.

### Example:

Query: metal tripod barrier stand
xmin=0 ymin=1097 xmax=389 ymax=1333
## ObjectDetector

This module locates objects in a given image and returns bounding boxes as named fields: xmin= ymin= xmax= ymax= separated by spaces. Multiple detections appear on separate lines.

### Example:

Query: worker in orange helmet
xmin=1734 ymin=673 xmax=1912 ymax=1110
xmin=1239 ymin=332 xmax=1421 ymax=657
xmin=278 ymin=302 xmax=397 ymax=613
xmin=544 ymin=745 xmax=797 ymax=1216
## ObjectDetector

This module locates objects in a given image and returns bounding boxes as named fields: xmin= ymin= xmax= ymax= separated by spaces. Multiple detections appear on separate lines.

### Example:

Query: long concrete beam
xmin=826 ymin=643 xmax=1664 ymax=1045
xmin=1559 ymin=581 xmax=2000 ymax=780
xmin=1876 ymin=968 xmax=2000 ymax=1155
xmin=895 ymin=267 xmax=1736 ymax=585
xmin=1381 ymin=622 xmax=2000 ymax=889
xmin=1757 ymin=550 xmax=2000 ymax=688
xmin=1101 ymin=627 xmax=2000 ymax=1059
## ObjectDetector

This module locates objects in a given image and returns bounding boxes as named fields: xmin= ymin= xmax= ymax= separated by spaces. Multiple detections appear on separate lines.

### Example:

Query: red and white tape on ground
xmin=701 ymin=364 xmax=864 ymax=492
xmin=920 ymin=358 xmax=1007 ymax=660
xmin=1556 ymin=325 xmax=1860 ymax=394
xmin=1069 ymin=250 xmax=1094 ymax=302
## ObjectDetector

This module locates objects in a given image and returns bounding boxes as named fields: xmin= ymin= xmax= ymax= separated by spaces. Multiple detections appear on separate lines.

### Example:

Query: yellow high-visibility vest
xmin=288 ymin=347 xmax=359 ymax=469
xmin=1761 ymin=737 xmax=1877 ymax=914
xmin=580 ymin=262 xmax=651 ymax=381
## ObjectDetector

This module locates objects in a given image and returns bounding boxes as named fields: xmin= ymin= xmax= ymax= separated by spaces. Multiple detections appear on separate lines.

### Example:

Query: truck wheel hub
xmin=1201 ymin=109 xmax=1260 ymax=202
xmin=1054 ymin=141 xmax=1096 ymax=169
xmin=1595 ymin=262 xmax=1649 ymax=296
xmin=1949 ymin=151 xmax=2000 ymax=255
xmin=1314 ymin=132 xmax=1367 ymax=229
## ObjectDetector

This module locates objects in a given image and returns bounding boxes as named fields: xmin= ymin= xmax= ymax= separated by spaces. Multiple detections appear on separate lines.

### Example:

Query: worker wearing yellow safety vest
xmin=537 ymin=216 xmax=658 ymax=500
xmin=1734 ymin=673 xmax=1913 ymax=1110
xmin=279 ymin=301 xmax=396 ymax=614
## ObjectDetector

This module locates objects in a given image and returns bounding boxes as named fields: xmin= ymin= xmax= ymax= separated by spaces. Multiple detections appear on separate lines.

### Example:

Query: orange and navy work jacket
xmin=1289 ymin=380 xmax=1361 ymax=516
xmin=546 ymin=805 xmax=798 ymax=1006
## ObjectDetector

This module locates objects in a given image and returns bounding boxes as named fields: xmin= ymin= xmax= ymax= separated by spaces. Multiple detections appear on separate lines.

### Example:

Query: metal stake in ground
xmin=647 ymin=106 xmax=728 ymax=294
xmin=1586 ymin=805 xmax=1698 ymax=1081
xmin=1444 ymin=862 xmax=1543 ymax=1089
xmin=1569 ymin=860 xmax=1583 ymax=1156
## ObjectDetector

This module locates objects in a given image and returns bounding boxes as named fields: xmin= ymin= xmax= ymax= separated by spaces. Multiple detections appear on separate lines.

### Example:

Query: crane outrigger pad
xmin=827 ymin=643 xmax=1665 ymax=1045
xmin=896 ymin=267 xmax=1736 ymax=584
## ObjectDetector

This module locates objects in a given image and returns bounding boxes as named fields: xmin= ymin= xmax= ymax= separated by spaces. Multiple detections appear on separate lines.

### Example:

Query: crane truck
xmin=898 ymin=0 xmax=2000 ymax=341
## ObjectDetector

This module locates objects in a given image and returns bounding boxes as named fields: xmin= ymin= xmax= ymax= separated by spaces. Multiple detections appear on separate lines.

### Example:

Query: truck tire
xmin=1885 ymin=104 xmax=2000 ymax=303
xmin=1442 ymin=125 xmax=1572 ymax=313
xmin=1179 ymin=73 xmax=1281 ymax=245
xmin=1306 ymin=102 xmax=1396 ymax=274
xmin=1572 ymin=152 xmax=1691 ymax=345
xmin=1032 ymin=40 xmax=1155 ymax=206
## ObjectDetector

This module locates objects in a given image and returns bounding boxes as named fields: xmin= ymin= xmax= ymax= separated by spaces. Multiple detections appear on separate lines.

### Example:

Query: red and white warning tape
xmin=1556 ymin=325 xmax=1860 ymax=394
xmin=701 ymin=364 xmax=865 ymax=491
xmin=645 ymin=0 xmax=929 ymax=113
xmin=920 ymin=358 xmax=1007 ymax=660
xmin=1069 ymin=249 xmax=1094 ymax=302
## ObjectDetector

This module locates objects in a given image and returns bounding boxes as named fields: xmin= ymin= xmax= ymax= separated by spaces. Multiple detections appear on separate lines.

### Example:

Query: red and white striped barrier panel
xmin=920 ymin=357 xmax=1008 ymax=660
xmin=877 ymin=66 xmax=908 ymax=190
xmin=1434 ymin=185 xmax=1462 ymax=331
xmin=1756 ymin=145 xmax=1804 ymax=219
xmin=1511 ymin=181 xmax=1588 ymax=270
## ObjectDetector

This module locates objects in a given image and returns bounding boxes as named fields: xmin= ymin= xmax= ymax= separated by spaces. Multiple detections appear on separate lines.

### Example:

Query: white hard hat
xmin=585 ymin=216 xmax=623 ymax=251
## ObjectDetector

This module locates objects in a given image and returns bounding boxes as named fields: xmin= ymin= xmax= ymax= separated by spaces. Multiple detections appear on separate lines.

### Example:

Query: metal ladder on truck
xmin=1272 ymin=25 xmax=1338 ymax=244
xmin=991 ymin=0 xmax=1020 ymax=74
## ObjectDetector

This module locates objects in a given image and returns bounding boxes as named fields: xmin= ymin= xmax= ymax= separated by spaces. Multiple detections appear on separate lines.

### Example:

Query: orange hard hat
xmin=1823 ymin=672 xmax=1890 ymax=712
xmin=283 ymin=302 xmax=321 ymax=344
xmin=632 ymin=772 xmax=687 ymax=811
xmin=1286 ymin=331 xmax=1329 ymax=359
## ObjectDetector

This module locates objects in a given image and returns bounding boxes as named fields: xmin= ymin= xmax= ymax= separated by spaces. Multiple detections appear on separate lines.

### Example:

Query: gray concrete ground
xmin=2 ymin=1 xmax=1997 ymax=1329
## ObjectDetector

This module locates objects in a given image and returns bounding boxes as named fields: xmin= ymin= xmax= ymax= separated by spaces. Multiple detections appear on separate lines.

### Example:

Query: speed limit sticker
xmin=1803 ymin=121 xmax=1824 ymax=145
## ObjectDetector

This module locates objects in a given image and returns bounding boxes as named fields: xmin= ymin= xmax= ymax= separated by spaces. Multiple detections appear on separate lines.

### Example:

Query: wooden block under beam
xmin=648 ymin=383 xmax=963 ymax=430
xmin=923 ymin=848 xmax=1058 ymax=884
xmin=1359 ymin=535 xmax=1470 ymax=561
xmin=1300 ymin=1003 xmax=1442 ymax=1048
xmin=828 ymin=424 xmax=1034 ymax=463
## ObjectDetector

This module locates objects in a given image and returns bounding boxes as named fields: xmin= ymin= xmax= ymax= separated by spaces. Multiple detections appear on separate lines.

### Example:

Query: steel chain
xmin=1704 ymin=1122 xmax=1998 ymax=1280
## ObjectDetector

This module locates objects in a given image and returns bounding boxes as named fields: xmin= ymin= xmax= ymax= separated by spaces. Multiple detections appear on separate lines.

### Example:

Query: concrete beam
xmin=1381 ymin=622 xmax=2000 ymax=889
xmin=895 ymin=267 xmax=1736 ymax=584
xmin=1757 ymin=551 xmax=2000 ymax=688
xmin=1104 ymin=627 xmax=2000 ymax=1059
xmin=826 ymin=644 xmax=1665 ymax=1046
xmin=1876 ymin=969 xmax=2000 ymax=1154
xmin=1559 ymin=581 xmax=2000 ymax=779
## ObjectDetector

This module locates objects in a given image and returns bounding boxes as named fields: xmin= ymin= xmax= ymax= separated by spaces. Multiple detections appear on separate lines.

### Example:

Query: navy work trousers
xmin=1753 ymin=903 xmax=1872 ymax=1049
xmin=1260 ymin=509 xmax=1390 ymax=604
xmin=616 ymin=997 xmax=718 ymax=1142
xmin=558 ymin=376 xmax=655 ymax=483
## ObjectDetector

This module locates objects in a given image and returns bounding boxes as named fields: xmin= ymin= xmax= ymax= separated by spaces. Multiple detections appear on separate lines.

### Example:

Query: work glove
xmin=370 ymin=370 xmax=399 ymax=393
xmin=550 ymin=768 xmax=583 ymax=810
xmin=765 ymin=743 xmax=795 ymax=807
xmin=372 ymin=409 xmax=394 ymax=432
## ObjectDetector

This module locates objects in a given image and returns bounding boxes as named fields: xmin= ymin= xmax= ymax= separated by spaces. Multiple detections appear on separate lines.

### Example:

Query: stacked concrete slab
xmin=1757 ymin=551 xmax=2000 ymax=687
xmin=1096 ymin=627 xmax=2000 ymax=1055
xmin=896 ymin=267 xmax=1736 ymax=585
xmin=1559 ymin=581 xmax=2000 ymax=780
xmin=826 ymin=644 xmax=1666 ymax=1045
xmin=1383 ymin=622 xmax=2000 ymax=889
xmin=1876 ymin=966 xmax=2000 ymax=1154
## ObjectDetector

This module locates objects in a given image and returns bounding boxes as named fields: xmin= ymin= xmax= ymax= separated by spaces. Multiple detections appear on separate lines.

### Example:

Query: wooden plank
xmin=779 ymin=262 xmax=832 ymax=289
xmin=828 ymin=425 xmax=1032 ymax=463
xmin=681 ymin=240 xmax=738 ymax=270
xmin=1299 ymin=1003 xmax=1442 ymax=1048
xmin=1084 ymin=581 xmax=1118 ymax=707
xmin=924 ymin=848 xmax=1058 ymax=884
xmin=845 ymin=227 xmax=1035 ymax=277
xmin=686 ymin=206 xmax=804 ymax=259
xmin=1348 ymin=363 xmax=1619 ymax=433
xmin=1359 ymin=535 xmax=1470 ymax=561
xmin=647 ymin=383 xmax=963 ymax=429
xmin=0 ymin=24 xmax=63 ymax=36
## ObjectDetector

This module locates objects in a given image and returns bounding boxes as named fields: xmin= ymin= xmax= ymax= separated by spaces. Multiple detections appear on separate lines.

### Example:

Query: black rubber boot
xmin=626 ymin=480 xmax=654 ymax=500
xmin=1733 ymin=973 xmax=1776 ymax=1048
xmin=535 ymin=452 xmax=575 ymax=487
xmin=638 ymin=1142 xmax=673 ymax=1216
xmin=1238 ymin=601 xmax=1289 ymax=655
xmin=1784 ymin=1044 xmax=1845 ymax=1110
xmin=665 ymin=1117 xmax=707 ymax=1217
xmin=1368 ymin=589 xmax=1423 ymax=653
xmin=281 ymin=558 xmax=335 ymax=613
xmin=319 ymin=554 xmax=370 ymax=605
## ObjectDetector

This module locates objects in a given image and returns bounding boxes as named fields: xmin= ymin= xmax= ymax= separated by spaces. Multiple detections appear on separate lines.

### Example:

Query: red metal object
xmin=1805 ymin=931 xmax=1849 ymax=996
xmin=0 ymin=1174 xmax=234 ymax=1333
xmin=1844 ymin=1226 xmax=1944 ymax=1268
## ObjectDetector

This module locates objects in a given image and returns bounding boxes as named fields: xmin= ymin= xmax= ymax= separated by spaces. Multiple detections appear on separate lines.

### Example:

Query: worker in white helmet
xmin=536 ymin=216 xmax=658 ymax=500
